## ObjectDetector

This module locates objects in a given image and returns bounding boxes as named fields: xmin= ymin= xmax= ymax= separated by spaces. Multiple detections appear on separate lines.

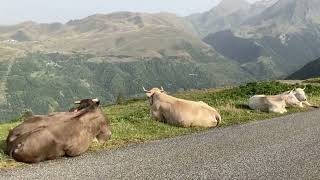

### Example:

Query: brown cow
xmin=143 ymin=87 xmax=221 ymax=128
xmin=6 ymin=98 xmax=111 ymax=163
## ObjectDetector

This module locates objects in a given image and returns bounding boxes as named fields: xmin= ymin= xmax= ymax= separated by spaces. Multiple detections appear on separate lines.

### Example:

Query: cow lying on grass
xmin=143 ymin=87 xmax=221 ymax=128
xmin=249 ymin=90 xmax=301 ymax=113
xmin=6 ymin=99 xmax=111 ymax=163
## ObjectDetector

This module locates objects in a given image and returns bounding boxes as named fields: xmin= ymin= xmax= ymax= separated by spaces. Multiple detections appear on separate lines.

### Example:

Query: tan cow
xmin=143 ymin=87 xmax=221 ymax=128
xmin=248 ymin=90 xmax=300 ymax=113
xmin=6 ymin=99 xmax=111 ymax=163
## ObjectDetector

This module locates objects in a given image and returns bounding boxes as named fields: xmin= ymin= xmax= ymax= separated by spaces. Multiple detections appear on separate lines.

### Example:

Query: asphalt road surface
xmin=1 ymin=110 xmax=320 ymax=180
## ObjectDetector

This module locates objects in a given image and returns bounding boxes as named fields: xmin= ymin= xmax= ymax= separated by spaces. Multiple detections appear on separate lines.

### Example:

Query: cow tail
xmin=9 ymin=143 xmax=23 ymax=158
xmin=9 ymin=148 xmax=14 ymax=157
xmin=215 ymin=113 xmax=222 ymax=126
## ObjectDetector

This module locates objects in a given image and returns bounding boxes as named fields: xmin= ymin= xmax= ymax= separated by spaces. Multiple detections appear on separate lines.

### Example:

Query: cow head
xmin=294 ymin=87 xmax=307 ymax=102
xmin=70 ymin=98 xmax=100 ymax=112
xmin=143 ymin=87 xmax=165 ymax=97
xmin=282 ymin=90 xmax=301 ymax=107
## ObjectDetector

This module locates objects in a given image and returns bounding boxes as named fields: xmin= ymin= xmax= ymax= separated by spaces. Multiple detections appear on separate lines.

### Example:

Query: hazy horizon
xmin=0 ymin=0 xmax=262 ymax=25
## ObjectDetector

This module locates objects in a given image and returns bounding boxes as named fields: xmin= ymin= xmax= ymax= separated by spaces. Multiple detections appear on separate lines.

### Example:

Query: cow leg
xmin=65 ymin=146 xmax=88 ymax=157
xmin=151 ymin=110 xmax=165 ymax=122
xmin=92 ymin=138 xmax=99 ymax=143
xmin=45 ymin=139 xmax=65 ymax=160
xmin=64 ymin=138 xmax=90 ymax=157
xmin=12 ymin=130 xmax=63 ymax=163
xmin=299 ymin=102 xmax=304 ymax=108
xmin=269 ymin=106 xmax=285 ymax=114
xmin=96 ymin=122 xmax=112 ymax=143
xmin=11 ymin=142 xmax=42 ymax=163
xmin=268 ymin=106 xmax=276 ymax=113
xmin=303 ymin=101 xmax=312 ymax=106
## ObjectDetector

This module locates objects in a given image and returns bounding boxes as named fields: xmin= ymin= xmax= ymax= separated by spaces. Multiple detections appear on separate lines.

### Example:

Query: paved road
xmin=1 ymin=110 xmax=320 ymax=180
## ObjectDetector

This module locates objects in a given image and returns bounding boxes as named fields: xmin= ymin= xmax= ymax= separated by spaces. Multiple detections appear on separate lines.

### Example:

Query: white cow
xmin=143 ymin=87 xmax=221 ymax=128
xmin=249 ymin=90 xmax=300 ymax=114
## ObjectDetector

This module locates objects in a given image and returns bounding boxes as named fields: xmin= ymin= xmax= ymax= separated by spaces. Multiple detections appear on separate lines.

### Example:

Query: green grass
xmin=303 ymin=78 xmax=320 ymax=84
xmin=1 ymin=81 xmax=320 ymax=168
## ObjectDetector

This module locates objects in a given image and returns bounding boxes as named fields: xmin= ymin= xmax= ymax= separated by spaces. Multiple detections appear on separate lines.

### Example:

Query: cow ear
xmin=92 ymin=98 xmax=99 ymax=102
xmin=92 ymin=98 xmax=100 ymax=105
xmin=145 ymin=92 xmax=154 ymax=97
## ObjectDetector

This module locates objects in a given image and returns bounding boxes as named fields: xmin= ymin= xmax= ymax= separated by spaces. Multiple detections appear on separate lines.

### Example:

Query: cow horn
xmin=92 ymin=98 xmax=99 ymax=102
xmin=302 ymin=86 xmax=306 ymax=90
xmin=160 ymin=86 xmax=164 ymax=92
xmin=74 ymin=100 xmax=81 ymax=104
xmin=143 ymin=86 xmax=151 ymax=93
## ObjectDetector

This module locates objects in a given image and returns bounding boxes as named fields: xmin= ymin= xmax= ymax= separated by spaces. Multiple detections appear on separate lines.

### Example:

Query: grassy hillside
xmin=1 ymin=81 xmax=319 ymax=168
xmin=0 ymin=52 xmax=252 ymax=122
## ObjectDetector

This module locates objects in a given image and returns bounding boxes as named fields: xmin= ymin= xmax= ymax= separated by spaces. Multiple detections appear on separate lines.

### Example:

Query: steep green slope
xmin=0 ymin=52 xmax=252 ymax=121
xmin=203 ymin=30 xmax=263 ymax=64
xmin=287 ymin=57 xmax=320 ymax=79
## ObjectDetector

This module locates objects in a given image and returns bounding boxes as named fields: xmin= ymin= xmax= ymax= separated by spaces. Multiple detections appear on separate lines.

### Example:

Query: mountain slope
xmin=0 ymin=12 xmax=209 ymax=59
xmin=287 ymin=57 xmax=320 ymax=79
xmin=187 ymin=0 xmax=277 ymax=36
xmin=236 ymin=0 xmax=320 ymax=74
xmin=245 ymin=0 xmax=320 ymax=25
xmin=0 ymin=52 xmax=252 ymax=121
xmin=200 ymin=0 xmax=320 ymax=78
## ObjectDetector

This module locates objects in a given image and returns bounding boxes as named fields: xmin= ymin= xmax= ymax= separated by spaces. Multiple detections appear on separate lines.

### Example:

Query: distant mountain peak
xmin=245 ymin=0 xmax=320 ymax=27
xmin=217 ymin=0 xmax=249 ymax=7
xmin=252 ymin=0 xmax=278 ymax=7
xmin=212 ymin=0 xmax=250 ymax=16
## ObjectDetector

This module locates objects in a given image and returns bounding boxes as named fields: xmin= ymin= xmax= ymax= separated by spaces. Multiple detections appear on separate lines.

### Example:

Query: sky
xmin=0 ymin=0 xmax=261 ymax=25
